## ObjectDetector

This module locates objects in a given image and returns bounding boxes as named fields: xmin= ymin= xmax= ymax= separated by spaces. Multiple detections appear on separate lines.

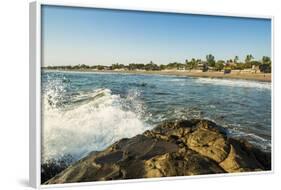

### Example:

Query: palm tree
xmin=185 ymin=59 xmax=189 ymax=70
xmin=245 ymin=54 xmax=254 ymax=63
xmin=190 ymin=58 xmax=196 ymax=69
xmin=206 ymin=54 xmax=215 ymax=67
xmin=234 ymin=56 xmax=239 ymax=63
xmin=262 ymin=56 xmax=271 ymax=65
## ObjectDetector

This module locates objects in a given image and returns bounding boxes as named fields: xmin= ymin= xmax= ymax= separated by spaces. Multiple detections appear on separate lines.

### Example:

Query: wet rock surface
xmin=44 ymin=119 xmax=271 ymax=184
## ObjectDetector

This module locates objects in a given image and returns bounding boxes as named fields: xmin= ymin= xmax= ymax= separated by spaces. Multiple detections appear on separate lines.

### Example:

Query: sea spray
xmin=42 ymin=75 xmax=151 ymax=164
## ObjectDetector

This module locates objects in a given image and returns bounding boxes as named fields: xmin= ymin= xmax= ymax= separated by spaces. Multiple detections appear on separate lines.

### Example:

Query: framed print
xmin=29 ymin=1 xmax=273 ymax=188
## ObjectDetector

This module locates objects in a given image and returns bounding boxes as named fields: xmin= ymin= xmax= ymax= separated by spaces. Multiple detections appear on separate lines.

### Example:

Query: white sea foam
xmin=194 ymin=78 xmax=271 ymax=90
xmin=42 ymin=84 xmax=151 ymax=163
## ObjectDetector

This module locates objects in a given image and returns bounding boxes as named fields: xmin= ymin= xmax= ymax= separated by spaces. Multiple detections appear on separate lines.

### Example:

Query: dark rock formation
xmin=41 ymin=154 xmax=74 ymax=184
xmin=44 ymin=119 xmax=271 ymax=184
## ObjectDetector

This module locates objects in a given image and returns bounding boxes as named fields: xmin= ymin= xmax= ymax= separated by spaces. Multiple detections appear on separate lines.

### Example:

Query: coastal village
xmin=44 ymin=54 xmax=271 ymax=74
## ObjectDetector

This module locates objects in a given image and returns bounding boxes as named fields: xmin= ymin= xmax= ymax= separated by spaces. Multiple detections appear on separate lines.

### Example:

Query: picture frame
xmin=29 ymin=1 xmax=274 ymax=188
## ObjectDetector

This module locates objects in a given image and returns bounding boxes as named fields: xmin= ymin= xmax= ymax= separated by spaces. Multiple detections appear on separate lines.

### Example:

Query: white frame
xmin=29 ymin=0 xmax=274 ymax=189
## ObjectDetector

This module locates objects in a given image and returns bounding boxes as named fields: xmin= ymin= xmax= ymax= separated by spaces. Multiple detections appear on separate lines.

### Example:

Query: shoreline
xmin=43 ymin=69 xmax=272 ymax=82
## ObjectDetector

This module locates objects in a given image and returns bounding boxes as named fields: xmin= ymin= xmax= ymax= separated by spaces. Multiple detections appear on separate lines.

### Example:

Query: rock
xmin=219 ymin=139 xmax=271 ymax=172
xmin=186 ymin=120 xmax=230 ymax=163
xmin=144 ymin=150 xmax=225 ymax=177
xmin=44 ymin=119 xmax=271 ymax=184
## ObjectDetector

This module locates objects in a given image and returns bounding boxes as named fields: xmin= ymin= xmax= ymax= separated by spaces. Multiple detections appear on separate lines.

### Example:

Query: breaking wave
xmin=194 ymin=77 xmax=271 ymax=90
xmin=42 ymin=77 xmax=151 ymax=163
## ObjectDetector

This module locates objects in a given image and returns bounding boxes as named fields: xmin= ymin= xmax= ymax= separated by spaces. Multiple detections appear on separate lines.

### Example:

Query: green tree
xmin=215 ymin=60 xmax=225 ymax=71
xmin=234 ymin=56 xmax=239 ymax=63
xmin=160 ymin=64 xmax=166 ymax=70
xmin=245 ymin=54 xmax=254 ymax=63
xmin=190 ymin=58 xmax=197 ymax=69
xmin=262 ymin=56 xmax=271 ymax=65
xmin=260 ymin=56 xmax=271 ymax=73
xmin=206 ymin=54 xmax=215 ymax=67
xmin=235 ymin=63 xmax=244 ymax=70
xmin=145 ymin=61 xmax=159 ymax=70
xmin=185 ymin=59 xmax=189 ymax=70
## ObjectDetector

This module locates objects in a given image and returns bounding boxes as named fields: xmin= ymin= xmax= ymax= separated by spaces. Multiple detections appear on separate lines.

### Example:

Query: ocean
xmin=41 ymin=70 xmax=271 ymax=163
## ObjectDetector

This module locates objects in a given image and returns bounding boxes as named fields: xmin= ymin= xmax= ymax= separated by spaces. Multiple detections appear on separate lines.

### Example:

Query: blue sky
xmin=42 ymin=5 xmax=271 ymax=66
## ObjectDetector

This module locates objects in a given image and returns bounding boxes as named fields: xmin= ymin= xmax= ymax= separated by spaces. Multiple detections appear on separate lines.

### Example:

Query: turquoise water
xmin=41 ymin=70 xmax=271 ymax=162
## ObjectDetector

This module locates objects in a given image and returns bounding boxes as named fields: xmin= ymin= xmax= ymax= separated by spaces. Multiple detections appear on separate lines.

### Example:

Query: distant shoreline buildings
xmin=43 ymin=54 xmax=272 ymax=73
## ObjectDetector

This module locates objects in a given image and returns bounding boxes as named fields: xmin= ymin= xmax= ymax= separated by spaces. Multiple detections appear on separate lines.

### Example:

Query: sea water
xmin=41 ymin=70 xmax=271 ymax=163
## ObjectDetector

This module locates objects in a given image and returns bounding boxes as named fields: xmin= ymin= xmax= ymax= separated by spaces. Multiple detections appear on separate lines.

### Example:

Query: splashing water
xmin=42 ymin=74 xmax=151 ymax=163
xmin=41 ymin=70 xmax=271 ymax=163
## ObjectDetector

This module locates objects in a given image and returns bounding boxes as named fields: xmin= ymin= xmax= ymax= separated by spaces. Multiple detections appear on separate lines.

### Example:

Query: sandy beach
xmin=48 ymin=69 xmax=271 ymax=82
xmin=124 ymin=70 xmax=272 ymax=82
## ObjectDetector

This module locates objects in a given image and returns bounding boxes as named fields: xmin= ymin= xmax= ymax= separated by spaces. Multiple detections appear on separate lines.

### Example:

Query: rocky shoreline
xmin=44 ymin=119 xmax=271 ymax=184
